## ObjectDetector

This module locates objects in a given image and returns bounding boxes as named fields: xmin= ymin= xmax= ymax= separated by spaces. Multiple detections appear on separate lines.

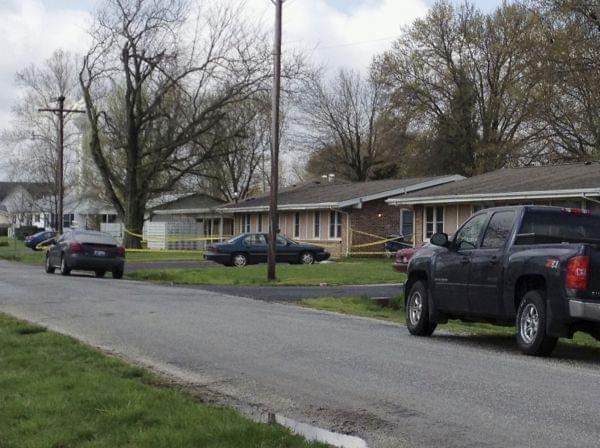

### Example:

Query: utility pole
xmin=39 ymin=96 xmax=85 ymax=234
xmin=268 ymin=0 xmax=283 ymax=281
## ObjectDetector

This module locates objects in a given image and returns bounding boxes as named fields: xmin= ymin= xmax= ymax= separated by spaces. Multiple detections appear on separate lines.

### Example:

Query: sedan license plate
xmin=94 ymin=250 xmax=107 ymax=257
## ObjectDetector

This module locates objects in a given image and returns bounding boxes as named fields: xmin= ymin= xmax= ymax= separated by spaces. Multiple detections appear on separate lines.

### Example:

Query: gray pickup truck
xmin=404 ymin=205 xmax=600 ymax=356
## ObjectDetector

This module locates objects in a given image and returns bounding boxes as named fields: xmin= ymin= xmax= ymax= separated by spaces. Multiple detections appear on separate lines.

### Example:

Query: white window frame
xmin=399 ymin=208 xmax=414 ymax=241
xmin=294 ymin=212 xmax=301 ymax=238
xmin=423 ymin=206 xmax=444 ymax=241
xmin=313 ymin=211 xmax=321 ymax=239
xmin=328 ymin=211 xmax=342 ymax=240
xmin=242 ymin=214 xmax=251 ymax=233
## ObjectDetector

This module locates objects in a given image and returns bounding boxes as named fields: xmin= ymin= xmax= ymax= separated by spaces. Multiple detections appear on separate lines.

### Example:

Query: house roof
xmin=152 ymin=193 xmax=225 ymax=215
xmin=387 ymin=162 xmax=600 ymax=205
xmin=0 ymin=182 xmax=52 ymax=202
xmin=218 ymin=175 xmax=464 ymax=212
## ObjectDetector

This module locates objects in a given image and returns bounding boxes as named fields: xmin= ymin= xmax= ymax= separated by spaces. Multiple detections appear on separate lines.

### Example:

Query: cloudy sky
xmin=0 ymin=0 xmax=502 ymax=140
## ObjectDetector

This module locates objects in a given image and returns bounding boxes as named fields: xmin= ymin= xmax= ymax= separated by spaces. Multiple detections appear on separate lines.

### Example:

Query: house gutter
xmin=387 ymin=189 xmax=600 ymax=206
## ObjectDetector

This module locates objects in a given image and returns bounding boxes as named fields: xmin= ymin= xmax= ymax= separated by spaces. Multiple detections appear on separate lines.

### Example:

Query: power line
xmin=283 ymin=34 xmax=401 ymax=50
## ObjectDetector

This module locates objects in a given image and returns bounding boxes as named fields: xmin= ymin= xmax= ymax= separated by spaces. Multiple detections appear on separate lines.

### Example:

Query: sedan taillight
xmin=71 ymin=242 xmax=82 ymax=253
xmin=566 ymin=255 xmax=590 ymax=290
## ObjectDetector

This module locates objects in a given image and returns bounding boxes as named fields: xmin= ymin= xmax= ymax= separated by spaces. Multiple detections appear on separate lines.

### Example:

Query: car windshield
xmin=72 ymin=231 xmax=118 ymax=246
xmin=226 ymin=235 xmax=243 ymax=244
xmin=517 ymin=209 xmax=600 ymax=244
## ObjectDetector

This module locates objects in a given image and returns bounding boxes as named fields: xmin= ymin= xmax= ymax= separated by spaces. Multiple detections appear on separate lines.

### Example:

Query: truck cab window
xmin=454 ymin=214 xmax=488 ymax=250
xmin=482 ymin=211 xmax=515 ymax=249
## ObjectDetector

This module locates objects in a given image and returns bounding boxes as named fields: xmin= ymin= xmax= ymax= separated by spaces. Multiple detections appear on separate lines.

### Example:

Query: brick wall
xmin=349 ymin=199 xmax=400 ymax=253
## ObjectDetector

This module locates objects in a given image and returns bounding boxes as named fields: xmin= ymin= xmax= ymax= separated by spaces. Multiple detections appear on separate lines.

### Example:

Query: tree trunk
xmin=123 ymin=201 xmax=145 ymax=249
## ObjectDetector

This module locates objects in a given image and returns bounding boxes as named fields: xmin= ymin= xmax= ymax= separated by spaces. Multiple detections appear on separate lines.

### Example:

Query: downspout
xmin=332 ymin=205 xmax=351 ymax=258
xmin=582 ymin=193 xmax=600 ymax=206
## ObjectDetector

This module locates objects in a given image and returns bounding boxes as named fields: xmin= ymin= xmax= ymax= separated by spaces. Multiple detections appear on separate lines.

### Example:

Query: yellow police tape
xmin=349 ymin=228 xmax=400 ymax=249
xmin=123 ymin=228 xmax=231 ymax=243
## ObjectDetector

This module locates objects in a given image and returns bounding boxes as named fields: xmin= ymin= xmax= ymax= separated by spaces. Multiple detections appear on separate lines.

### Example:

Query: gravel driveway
xmin=1 ymin=261 xmax=599 ymax=448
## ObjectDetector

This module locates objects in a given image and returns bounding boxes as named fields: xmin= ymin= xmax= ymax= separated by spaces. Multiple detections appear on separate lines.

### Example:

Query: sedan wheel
xmin=300 ymin=252 xmax=315 ymax=265
xmin=60 ymin=255 xmax=71 ymax=276
xmin=232 ymin=253 xmax=247 ymax=267
xmin=45 ymin=256 xmax=55 ymax=274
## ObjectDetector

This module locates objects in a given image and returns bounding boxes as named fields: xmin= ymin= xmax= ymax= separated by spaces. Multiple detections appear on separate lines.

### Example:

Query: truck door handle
xmin=460 ymin=257 xmax=470 ymax=264
xmin=489 ymin=256 xmax=499 ymax=264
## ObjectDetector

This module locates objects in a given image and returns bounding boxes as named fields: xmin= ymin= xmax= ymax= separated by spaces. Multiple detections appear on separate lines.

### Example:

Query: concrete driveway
xmin=1 ymin=261 xmax=599 ymax=448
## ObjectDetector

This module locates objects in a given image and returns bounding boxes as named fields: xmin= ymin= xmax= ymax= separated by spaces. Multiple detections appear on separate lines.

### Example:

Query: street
xmin=1 ymin=260 xmax=599 ymax=448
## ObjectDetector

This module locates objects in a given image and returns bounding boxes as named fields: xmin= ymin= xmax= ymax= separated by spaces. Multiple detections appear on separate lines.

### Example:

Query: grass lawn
xmin=299 ymin=296 xmax=600 ymax=350
xmin=127 ymin=259 xmax=405 ymax=286
xmin=0 ymin=313 xmax=325 ymax=448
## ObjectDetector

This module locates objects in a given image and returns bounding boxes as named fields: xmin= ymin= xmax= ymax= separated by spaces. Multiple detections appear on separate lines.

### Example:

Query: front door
xmin=433 ymin=213 xmax=489 ymax=314
xmin=468 ymin=210 xmax=516 ymax=316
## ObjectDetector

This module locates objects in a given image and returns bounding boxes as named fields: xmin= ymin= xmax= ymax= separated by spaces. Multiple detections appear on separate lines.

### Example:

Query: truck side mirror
xmin=430 ymin=232 xmax=449 ymax=247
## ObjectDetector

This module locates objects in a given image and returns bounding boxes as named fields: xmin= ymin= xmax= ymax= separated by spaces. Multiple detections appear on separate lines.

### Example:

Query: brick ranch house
xmin=387 ymin=162 xmax=600 ymax=246
xmin=217 ymin=175 xmax=463 ymax=257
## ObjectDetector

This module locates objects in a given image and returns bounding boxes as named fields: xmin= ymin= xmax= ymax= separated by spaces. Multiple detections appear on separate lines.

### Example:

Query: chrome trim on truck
xmin=569 ymin=300 xmax=600 ymax=323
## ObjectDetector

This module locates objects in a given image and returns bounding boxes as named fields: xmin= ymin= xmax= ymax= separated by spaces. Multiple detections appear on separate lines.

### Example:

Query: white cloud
xmin=251 ymin=0 xmax=429 ymax=73
xmin=0 ymin=0 xmax=91 ymax=132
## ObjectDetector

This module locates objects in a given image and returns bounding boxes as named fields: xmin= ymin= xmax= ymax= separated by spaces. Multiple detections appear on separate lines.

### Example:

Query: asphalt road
xmin=1 ymin=260 xmax=599 ymax=448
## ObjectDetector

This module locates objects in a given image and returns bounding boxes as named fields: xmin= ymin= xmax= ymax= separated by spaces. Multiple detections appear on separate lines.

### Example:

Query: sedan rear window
xmin=73 ymin=231 xmax=118 ymax=246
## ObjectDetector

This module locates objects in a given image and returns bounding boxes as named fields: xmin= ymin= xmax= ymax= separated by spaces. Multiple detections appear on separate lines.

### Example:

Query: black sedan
xmin=205 ymin=233 xmax=331 ymax=267
xmin=45 ymin=230 xmax=125 ymax=278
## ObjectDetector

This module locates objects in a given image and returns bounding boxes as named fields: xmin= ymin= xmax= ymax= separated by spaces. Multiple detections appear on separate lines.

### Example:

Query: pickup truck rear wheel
xmin=516 ymin=290 xmax=558 ymax=356
xmin=406 ymin=281 xmax=437 ymax=336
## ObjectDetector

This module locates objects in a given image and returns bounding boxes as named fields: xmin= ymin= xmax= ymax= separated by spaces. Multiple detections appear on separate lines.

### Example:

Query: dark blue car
xmin=25 ymin=230 xmax=57 ymax=251
xmin=205 ymin=233 xmax=331 ymax=267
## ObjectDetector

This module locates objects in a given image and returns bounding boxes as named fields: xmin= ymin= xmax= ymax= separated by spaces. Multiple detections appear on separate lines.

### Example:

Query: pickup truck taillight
xmin=566 ymin=255 xmax=590 ymax=290
xmin=118 ymin=246 xmax=126 ymax=257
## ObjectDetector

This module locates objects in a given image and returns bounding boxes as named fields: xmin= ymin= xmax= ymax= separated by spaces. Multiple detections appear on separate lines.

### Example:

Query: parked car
xmin=383 ymin=234 xmax=412 ymax=258
xmin=25 ymin=230 xmax=57 ymax=250
xmin=45 ymin=230 xmax=125 ymax=278
xmin=391 ymin=246 xmax=421 ymax=272
xmin=205 ymin=233 xmax=331 ymax=267
xmin=404 ymin=205 xmax=600 ymax=356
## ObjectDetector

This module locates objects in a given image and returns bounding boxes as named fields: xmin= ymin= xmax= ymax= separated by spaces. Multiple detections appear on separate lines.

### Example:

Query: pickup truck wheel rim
xmin=233 ymin=254 xmax=247 ymax=267
xmin=409 ymin=292 xmax=423 ymax=325
xmin=520 ymin=303 xmax=539 ymax=344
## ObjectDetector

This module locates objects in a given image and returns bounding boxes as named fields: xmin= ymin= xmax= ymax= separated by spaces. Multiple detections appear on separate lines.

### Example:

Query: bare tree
xmin=374 ymin=2 xmax=546 ymax=174
xmin=300 ymin=69 xmax=387 ymax=181
xmin=532 ymin=0 xmax=600 ymax=160
xmin=202 ymin=95 xmax=271 ymax=201
xmin=79 ymin=0 xmax=272 ymax=247
xmin=0 ymin=49 xmax=82 ymax=229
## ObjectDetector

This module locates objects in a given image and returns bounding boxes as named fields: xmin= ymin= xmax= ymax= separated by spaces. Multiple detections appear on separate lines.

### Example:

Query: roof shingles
xmin=388 ymin=162 xmax=600 ymax=203
xmin=221 ymin=176 xmax=460 ymax=210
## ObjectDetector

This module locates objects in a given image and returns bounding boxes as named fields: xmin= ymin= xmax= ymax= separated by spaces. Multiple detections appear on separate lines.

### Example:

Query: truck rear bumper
xmin=569 ymin=300 xmax=600 ymax=323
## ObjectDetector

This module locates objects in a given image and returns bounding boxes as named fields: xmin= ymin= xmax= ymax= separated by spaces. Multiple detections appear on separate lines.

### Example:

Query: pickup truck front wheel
xmin=406 ymin=281 xmax=437 ymax=336
xmin=516 ymin=290 xmax=558 ymax=356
